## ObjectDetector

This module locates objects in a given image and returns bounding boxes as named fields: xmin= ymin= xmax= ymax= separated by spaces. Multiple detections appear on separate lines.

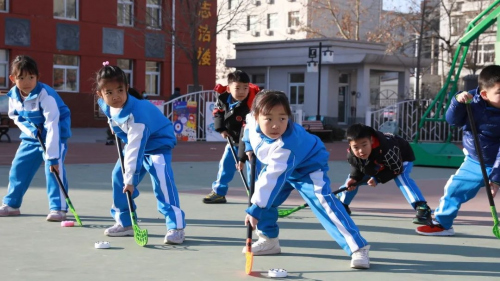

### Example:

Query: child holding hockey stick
xmin=337 ymin=123 xmax=432 ymax=224
xmin=95 ymin=62 xmax=186 ymax=244
xmin=239 ymin=90 xmax=370 ymax=269
xmin=202 ymin=70 xmax=260 ymax=203
xmin=417 ymin=65 xmax=500 ymax=236
xmin=0 ymin=55 xmax=72 ymax=222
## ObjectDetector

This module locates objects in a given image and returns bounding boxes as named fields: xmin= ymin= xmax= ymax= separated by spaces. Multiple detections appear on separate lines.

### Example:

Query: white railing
xmin=163 ymin=90 xmax=218 ymax=141
xmin=367 ymin=99 xmax=463 ymax=143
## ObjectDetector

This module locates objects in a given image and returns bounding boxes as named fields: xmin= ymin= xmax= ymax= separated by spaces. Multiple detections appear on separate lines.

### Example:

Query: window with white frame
xmin=0 ymin=0 xmax=9 ymax=12
xmin=227 ymin=30 xmax=238 ymax=41
xmin=267 ymin=13 xmax=278 ymax=29
xmin=53 ymin=55 xmax=79 ymax=92
xmin=472 ymin=43 xmax=495 ymax=65
xmin=451 ymin=16 xmax=465 ymax=36
xmin=145 ymin=61 xmax=160 ymax=96
xmin=0 ymin=49 xmax=8 ymax=89
xmin=117 ymin=0 xmax=134 ymax=26
xmin=289 ymin=73 xmax=304 ymax=105
xmin=146 ymin=0 xmax=162 ymax=29
xmin=247 ymin=15 xmax=258 ymax=31
xmin=54 ymin=0 xmax=78 ymax=20
xmin=228 ymin=0 xmax=238 ymax=10
xmin=117 ymin=59 xmax=134 ymax=87
xmin=288 ymin=11 xmax=300 ymax=28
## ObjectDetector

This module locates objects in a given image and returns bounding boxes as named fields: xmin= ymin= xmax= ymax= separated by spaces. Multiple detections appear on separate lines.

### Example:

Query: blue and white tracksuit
xmin=242 ymin=116 xmax=368 ymax=255
xmin=435 ymin=89 xmax=500 ymax=229
xmin=3 ymin=82 xmax=71 ymax=211
xmin=98 ymin=95 xmax=185 ymax=230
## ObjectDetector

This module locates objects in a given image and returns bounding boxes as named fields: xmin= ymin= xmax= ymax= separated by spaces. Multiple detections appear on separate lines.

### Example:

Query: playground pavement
xmin=0 ymin=129 xmax=499 ymax=281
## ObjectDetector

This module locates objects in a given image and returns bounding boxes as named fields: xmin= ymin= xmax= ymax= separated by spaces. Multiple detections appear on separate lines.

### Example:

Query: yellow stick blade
xmin=245 ymin=252 xmax=253 ymax=274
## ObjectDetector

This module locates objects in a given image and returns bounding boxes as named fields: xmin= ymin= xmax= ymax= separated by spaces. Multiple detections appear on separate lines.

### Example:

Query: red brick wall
xmin=0 ymin=0 xmax=216 ymax=127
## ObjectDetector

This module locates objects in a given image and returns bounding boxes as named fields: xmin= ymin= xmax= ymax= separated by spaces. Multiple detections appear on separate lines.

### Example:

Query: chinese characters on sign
xmin=197 ymin=1 xmax=211 ymax=66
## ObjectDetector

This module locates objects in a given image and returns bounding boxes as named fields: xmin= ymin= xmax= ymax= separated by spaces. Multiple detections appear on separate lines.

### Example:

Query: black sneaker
xmin=413 ymin=202 xmax=432 ymax=225
xmin=202 ymin=191 xmax=227 ymax=204
xmin=105 ymin=140 xmax=115 ymax=146
xmin=343 ymin=203 xmax=352 ymax=215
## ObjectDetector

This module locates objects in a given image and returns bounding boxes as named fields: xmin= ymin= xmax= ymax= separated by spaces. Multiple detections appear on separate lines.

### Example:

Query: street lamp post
xmin=307 ymin=42 xmax=333 ymax=121
xmin=316 ymin=42 xmax=323 ymax=121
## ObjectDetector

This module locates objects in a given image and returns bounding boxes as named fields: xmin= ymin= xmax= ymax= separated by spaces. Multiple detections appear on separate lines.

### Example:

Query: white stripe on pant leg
xmin=57 ymin=143 xmax=67 ymax=210
xmin=436 ymin=162 xmax=464 ymax=216
xmin=214 ymin=145 xmax=230 ymax=187
xmin=111 ymin=204 xmax=122 ymax=225
xmin=310 ymin=170 xmax=361 ymax=252
xmin=394 ymin=162 xmax=418 ymax=203
xmin=395 ymin=174 xmax=416 ymax=203
xmin=152 ymin=154 xmax=184 ymax=229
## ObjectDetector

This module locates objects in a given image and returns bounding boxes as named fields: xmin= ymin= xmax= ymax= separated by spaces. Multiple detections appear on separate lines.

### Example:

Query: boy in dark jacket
xmin=417 ymin=65 xmax=500 ymax=236
xmin=337 ymin=123 xmax=432 ymax=224
xmin=203 ymin=70 xmax=259 ymax=203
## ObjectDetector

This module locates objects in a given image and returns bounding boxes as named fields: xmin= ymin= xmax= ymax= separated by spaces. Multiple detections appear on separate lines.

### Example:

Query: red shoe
xmin=416 ymin=221 xmax=455 ymax=236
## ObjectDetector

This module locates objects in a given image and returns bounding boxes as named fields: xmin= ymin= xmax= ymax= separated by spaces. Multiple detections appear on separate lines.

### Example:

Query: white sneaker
xmin=0 ymin=204 xmax=20 ymax=216
xmin=241 ymin=232 xmax=281 ymax=256
xmin=104 ymin=223 xmax=134 ymax=237
xmin=46 ymin=210 xmax=67 ymax=222
xmin=351 ymin=245 xmax=370 ymax=269
xmin=164 ymin=229 xmax=185 ymax=244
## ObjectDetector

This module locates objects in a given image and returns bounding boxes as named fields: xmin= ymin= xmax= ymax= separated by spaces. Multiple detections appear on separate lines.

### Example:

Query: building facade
xmin=439 ymin=0 xmax=496 ymax=79
xmin=216 ymin=0 xmax=382 ymax=84
xmin=0 ymin=0 xmax=216 ymax=127
xmin=226 ymin=38 xmax=426 ymax=126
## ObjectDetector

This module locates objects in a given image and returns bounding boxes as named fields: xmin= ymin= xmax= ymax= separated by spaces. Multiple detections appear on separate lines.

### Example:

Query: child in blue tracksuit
xmin=95 ymin=62 xmax=186 ymax=244
xmin=0 ymin=55 xmax=72 ymax=222
xmin=417 ymin=65 xmax=500 ymax=236
xmin=202 ymin=70 xmax=259 ymax=203
xmin=239 ymin=90 xmax=370 ymax=269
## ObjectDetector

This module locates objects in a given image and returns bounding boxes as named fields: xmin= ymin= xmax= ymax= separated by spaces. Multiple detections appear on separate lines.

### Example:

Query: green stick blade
xmin=278 ymin=205 xmax=306 ymax=218
xmin=491 ymin=206 xmax=500 ymax=239
xmin=66 ymin=199 xmax=83 ymax=226
xmin=134 ymin=225 xmax=149 ymax=246
xmin=130 ymin=211 xmax=148 ymax=246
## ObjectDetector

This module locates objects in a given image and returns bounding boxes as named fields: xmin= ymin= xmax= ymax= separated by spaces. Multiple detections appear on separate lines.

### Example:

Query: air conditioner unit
xmin=252 ymin=0 xmax=260 ymax=5
xmin=287 ymin=0 xmax=295 ymax=2
xmin=266 ymin=0 xmax=273 ymax=3
xmin=286 ymin=28 xmax=294 ymax=34
xmin=251 ymin=30 xmax=260 ymax=37
xmin=265 ymin=29 xmax=273 ymax=36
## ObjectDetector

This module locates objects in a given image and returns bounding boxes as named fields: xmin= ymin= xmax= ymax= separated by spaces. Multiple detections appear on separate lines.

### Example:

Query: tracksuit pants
xmin=434 ymin=156 xmax=492 ymax=229
xmin=111 ymin=151 xmax=185 ymax=230
xmin=257 ymin=169 xmax=368 ymax=256
xmin=212 ymin=143 xmax=252 ymax=196
xmin=338 ymin=162 xmax=426 ymax=209
xmin=3 ymin=141 xmax=69 ymax=211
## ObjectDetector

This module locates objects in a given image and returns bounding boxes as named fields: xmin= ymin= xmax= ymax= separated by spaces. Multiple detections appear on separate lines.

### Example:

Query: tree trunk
xmin=191 ymin=58 xmax=200 ymax=92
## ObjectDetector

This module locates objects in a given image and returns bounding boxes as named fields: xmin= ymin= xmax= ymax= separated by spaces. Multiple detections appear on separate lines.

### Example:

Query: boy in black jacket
xmin=203 ymin=70 xmax=259 ymax=203
xmin=337 ymin=123 xmax=432 ymax=224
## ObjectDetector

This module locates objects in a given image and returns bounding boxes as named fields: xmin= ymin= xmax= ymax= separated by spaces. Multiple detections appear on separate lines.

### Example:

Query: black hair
xmin=94 ymin=64 xmax=128 ymax=93
xmin=479 ymin=65 xmax=500 ymax=90
xmin=11 ymin=55 xmax=39 ymax=77
xmin=128 ymin=87 xmax=143 ymax=100
xmin=252 ymin=90 xmax=292 ymax=118
xmin=227 ymin=70 xmax=250 ymax=84
xmin=346 ymin=123 xmax=376 ymax=142
xmin=174 ymin=87 xmax=181 ymax=91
